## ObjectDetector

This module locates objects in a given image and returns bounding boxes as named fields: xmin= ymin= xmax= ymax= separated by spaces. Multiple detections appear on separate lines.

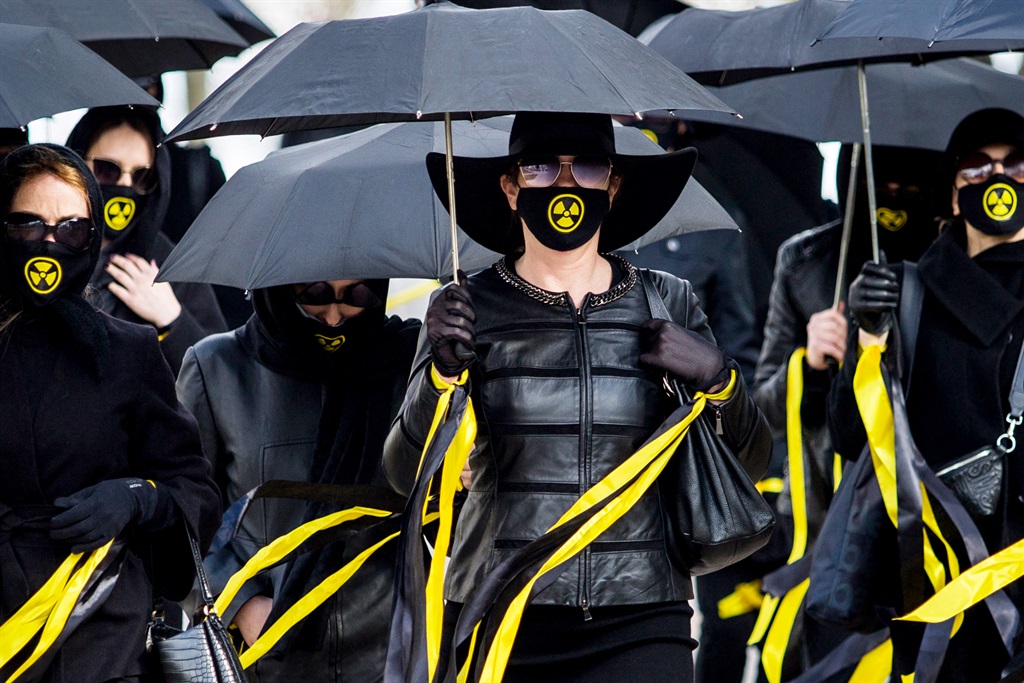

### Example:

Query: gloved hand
xmin=848 ymin=260 xmax=899 ymax=335
xmin=640 ymin=319 xmax=729 ymax=392
xmin=426 ymin=278 xmax=476 ymax=378
xmin=50 ymin=478 xmax=159 ymax=553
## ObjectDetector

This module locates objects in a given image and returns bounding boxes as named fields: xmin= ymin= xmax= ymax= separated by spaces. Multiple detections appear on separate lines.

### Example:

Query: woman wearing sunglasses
xmin=0 ymin=144 xmax=220 ymax=683
xmin=65 ymin=106 xmax=227 ymax=375
xmin=176 ymin=277 xmax=420 ymax=681
xmin=830 ymin=109 xmax=1024 ymax=680
xmin=384 ymin=112 xmax=771 ymax=682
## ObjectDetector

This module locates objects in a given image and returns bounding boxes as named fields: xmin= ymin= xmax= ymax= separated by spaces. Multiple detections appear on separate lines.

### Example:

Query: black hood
xmin=0 ymin=143 xmax=104 ymax=302
xmin=65 ymin=106 xmax=171 ymax=263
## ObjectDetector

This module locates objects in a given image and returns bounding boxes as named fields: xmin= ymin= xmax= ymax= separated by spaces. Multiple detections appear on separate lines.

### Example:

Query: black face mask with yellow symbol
xmin=99 ymin=184 xmax=149 ymax=241
xmin=3 ymin=240 xmax=93 ymax=307
xmin=294 ymin=302 xmax=385 ymax=356
xmin=958 ymin=174 xmax=1024 ymax=237
xmin=517 ymin=186 xmax=610 ymax=252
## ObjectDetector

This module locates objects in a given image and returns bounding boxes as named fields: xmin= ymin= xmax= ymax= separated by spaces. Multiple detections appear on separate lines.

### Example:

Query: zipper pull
xmin=581 ymin=599 xmax=593 ymax=621
xmin=714 ymin=407 xmax=724 ymax=435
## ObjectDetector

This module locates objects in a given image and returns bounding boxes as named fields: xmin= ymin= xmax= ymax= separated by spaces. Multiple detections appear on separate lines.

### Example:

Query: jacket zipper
xmin=574 ymin=297 xmax=594 ymax=621
xmin=712 ymin=404 xmax=724 ymax=435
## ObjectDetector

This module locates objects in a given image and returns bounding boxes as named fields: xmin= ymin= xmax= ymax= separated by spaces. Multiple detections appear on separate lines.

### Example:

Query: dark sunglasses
xmin=4 ymin=213 xmax=94 ymax=250
xmin=517 ymin=155 xmax=614 ymax=189
xmin=294 ymin=281 xmax=383 ymax=308
xmin=956 ymin=151 xmax=1024 ymax=185
xmin=87 ymin=156 xmax=158 ymax=194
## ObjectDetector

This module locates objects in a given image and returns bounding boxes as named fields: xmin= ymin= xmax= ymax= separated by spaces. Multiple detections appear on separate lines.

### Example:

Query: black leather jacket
xmin=384 ymin=256 xmax=770 ymax=608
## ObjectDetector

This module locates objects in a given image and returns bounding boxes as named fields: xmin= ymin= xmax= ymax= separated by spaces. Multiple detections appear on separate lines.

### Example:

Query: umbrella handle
xmin=453 ymin=343 xmax=477 ymax=362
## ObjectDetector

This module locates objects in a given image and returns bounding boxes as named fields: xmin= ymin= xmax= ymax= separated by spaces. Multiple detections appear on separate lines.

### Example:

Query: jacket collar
xmin=916 ymin=224 xmax=1024 ymax=346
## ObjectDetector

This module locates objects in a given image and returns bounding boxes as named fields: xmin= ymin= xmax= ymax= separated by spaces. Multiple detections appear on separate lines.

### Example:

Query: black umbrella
xmin=201 ymin=0 xmax=274 ymax=46
xmin=0 ymin=23 xmax=158 ymax=128
xmin=681 ymin=58 xmax=1024 ymax=151
xmin=163 ymin=1 xmax=733 ymax=282
xmin=818 ymin=0 xmax=1024 ymax=50
xmin=157 ymin=119 xmax=737 ymax=288
xmin=0 ymin=0 xmax=248 ymax=77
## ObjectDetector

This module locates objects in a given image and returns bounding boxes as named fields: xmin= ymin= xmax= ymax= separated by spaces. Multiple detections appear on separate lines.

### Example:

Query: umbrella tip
xmin=210 ymin=123 xmax=218 ymax=131
xmin=416 ymin=110 xmax=423 ymax=119
xmin=634 ymin=112 xmax=643 ymax=120
xmin=733 ymin=113 xmax=744 ymax=120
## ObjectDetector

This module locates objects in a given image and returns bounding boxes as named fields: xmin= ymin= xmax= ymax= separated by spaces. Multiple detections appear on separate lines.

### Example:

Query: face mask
xmin=98 ymin=184 xmax=149 ymax=241
xmin=957 ymin=174 xmax=1024 ymax=236
xmin=516 ymin=186 xmax=609 ymax=252
xmin=873 ymin=190 xmax=939 ymax=263
xmin=3 ymin=240 xmax=93 ymax=307
xmin=294 ymin=303 xmax=383 ymax=354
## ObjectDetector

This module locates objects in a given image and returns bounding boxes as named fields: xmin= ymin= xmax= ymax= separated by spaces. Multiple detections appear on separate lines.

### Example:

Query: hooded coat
xmin=65 ymin=107 xmax=227 ymax=375
xmin=0 ymin=144 xmax=221 ymax=682
xmin=176 ymin=284 xmax=420 ymax=682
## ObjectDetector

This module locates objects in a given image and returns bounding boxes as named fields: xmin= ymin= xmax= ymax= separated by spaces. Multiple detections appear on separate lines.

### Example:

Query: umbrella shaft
xmin=857 ymin=62 xmax=880 ymax=263
xmin=834 ymin=143 xmax=862 ymax=310
xmin=445 ymin=113 xmax=460 ymax=281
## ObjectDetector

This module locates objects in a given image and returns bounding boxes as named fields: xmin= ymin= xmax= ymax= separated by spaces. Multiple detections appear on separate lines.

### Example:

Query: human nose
xmin=322 ymin=306 xmax=343 ymax=326
xmin=553 ymin=161 xmax=576 ymax=187
xmin=43 ymin=232 xmax=57 ymax=243
xmin=116 ymin=170 xmax=134 ymax=187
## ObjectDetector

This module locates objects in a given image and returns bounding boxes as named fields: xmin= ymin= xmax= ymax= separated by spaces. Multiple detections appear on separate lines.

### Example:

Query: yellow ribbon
xmin=756 ymin=478 xmax=784 ymax=495
xmin=898 ymin=537 xmax=1024 ymax=625
xmin=761 ymin=578 xmax=810 ymax=683
xmin=718 ymin=580 xmax=765 ymax=619
xmin=477 ymin=374 xmax=737 ymax=682
xmin=853 ymin=344 xmax=898 ymax=529
xmin=849 ymin=637 xmax=893 ymax=682
xmin=0 ymin=542 xmax=113 ymax=682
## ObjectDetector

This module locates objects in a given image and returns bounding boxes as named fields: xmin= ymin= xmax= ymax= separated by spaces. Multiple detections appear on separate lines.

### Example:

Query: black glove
xmin=426 ymin=279 xmax=476 ymax=377
xmin=848 ymin=260 xmax=899 ymax=335
xmin=640 ymin=319 xmax=729 ymax=392
xmin=50 ymin=478 xmax=160 ymax=553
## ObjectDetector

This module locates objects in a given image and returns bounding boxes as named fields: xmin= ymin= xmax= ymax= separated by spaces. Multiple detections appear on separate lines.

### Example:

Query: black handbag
xmin=640 ymin=270 xmax=775 ymax=576
xmin=148 ymin=524 xmax=246 ymax=683
xmin=900 ymin=262 xmax=1024 ymax=519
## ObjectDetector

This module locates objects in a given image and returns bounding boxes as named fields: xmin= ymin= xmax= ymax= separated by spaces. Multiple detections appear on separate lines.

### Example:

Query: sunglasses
xmin=517 ymin=156 xmax=614 ymax=189
xmin=294 ymin=281 xmax=382 ymax=308
xmin=956 ymin=151 xmax=1024 ymax=185
xmin=4 ymin=213 xmax=94 ymax=250
xmin=87 ymin=157 xmax=158 ymax=194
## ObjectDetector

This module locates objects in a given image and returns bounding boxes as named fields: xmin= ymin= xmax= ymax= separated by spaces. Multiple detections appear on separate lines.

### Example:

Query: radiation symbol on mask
xmin=104 ymin=197 xmax=136 ymax=231
xmin=876 ymin=207 xmax=908 ymax=232
xmin=547 ymin=194 xmax=585 ymax=233
xmin=24 ymin=257 xmax=62 ymax=295
xmin=983 ymin=183 xmax=1017 ymax=221
xmin=315 ymin=334 xmax=345 ymax=352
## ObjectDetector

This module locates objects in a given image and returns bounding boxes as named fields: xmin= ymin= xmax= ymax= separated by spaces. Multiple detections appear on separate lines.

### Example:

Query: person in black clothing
xmin=830 ymin=108 xmax=1024 ymax=681
xmin=178 ymin=278 xmax=420 ymax=681
xmin=384 ymin=112 xmax=771 ymax=683
xmin=65 ymin=106 xmax=227 ymax=374
xmin=0 ymin=143 xmax=221 ymax=682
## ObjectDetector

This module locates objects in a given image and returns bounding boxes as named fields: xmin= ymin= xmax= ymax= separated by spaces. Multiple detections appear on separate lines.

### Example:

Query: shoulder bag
xmin=147 ymin=523 xmax=246 ymax=683
xmin=640 ymin=269 xmax=775 ymax=575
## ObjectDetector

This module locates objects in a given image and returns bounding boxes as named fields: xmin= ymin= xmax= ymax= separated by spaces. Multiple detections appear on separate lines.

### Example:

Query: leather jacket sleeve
xmin=177 ymin=345 xmax=229 ymax=508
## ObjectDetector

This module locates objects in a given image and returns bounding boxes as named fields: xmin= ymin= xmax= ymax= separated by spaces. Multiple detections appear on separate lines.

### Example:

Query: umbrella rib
xmin=550 ymin=19 xmax=635 ymax=114
xmin=125 ymin=0 xmax=160 ymax=41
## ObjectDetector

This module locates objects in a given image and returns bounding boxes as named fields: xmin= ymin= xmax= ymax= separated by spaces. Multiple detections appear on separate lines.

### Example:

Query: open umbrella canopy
xmin=201 ymin=0 xmax=274 ymax=46
xmin=164 ymin=0 xmax=733 ymax=143
xmin=817 ymin=0 xmax=1024 ymax=52
xmin=157 ymin=119 xmax=736 ymax=288
xmin=679 ymin=58 xmax=1024 ymax=150
xmin=0 ymin=23 xmax=158 ymax=128
xmin=0 ymin=0 xmax=248 ymax=77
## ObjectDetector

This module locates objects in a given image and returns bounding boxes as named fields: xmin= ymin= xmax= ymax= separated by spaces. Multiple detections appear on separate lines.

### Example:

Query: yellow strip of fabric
xmin=849 ymin=638 xmax=892 ymax=682
xmin=4 ymin=542 xmax=113 ymax=683
xmin=833 ymin=453 xmax=843 ymax=492
xmin=456 ymin=623 xmax=481 ymax=683
xmin=747 ymin=594 xmax=779 ymax=646
xmin=215 ymin=506 xmax=393 ymax=615
xmin=718 ymin=580 xmax=764 ymax=619
xmin=426 ymin=398 xmax=477 ymax=680
xmin=756 ymin=478 xmax=784 ymax=495
xmin=239 ymin=530 xmax=401 ymax=668
xmin=785 ymin=347 xmax=809 ymax=563
xmin=917 ymin=485 xmax=964 ymax=637
xmin=852 ymin=345 xmax=898 ymax=528
xmin=897 ymin=537 xmax=1024 ymax=625
xmin=479 ymin=382 xmax=721 ymax=682
xmin=0 ymin=553 xmax=81 ymax=665
xmin=761 ymin=578 xmax=810 ymax=683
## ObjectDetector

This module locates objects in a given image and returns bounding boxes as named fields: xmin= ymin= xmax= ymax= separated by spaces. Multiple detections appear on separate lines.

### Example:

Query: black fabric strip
xmin=496 ymin=481 xmax=579 ymax=494
xmin=493 ymin=538 xmax=663 ymax=553
xmin=478 ymin=321 xmax=574 ymax=336
xmin=482 ymin=365 xmax=651 ymax=382
xmin=488 ymin=422 xmax=650 ymax=438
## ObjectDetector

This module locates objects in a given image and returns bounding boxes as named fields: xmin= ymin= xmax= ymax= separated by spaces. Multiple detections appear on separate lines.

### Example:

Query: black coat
xmin=384 ymin=256 xmax=771 ymax=608
xmin=0 ymin=311 xmax=221 ymax=683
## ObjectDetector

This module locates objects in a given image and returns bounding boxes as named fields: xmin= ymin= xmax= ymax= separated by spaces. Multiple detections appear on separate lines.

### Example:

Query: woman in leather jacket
xmin=383 ymin=112 xmax=771 ymax=683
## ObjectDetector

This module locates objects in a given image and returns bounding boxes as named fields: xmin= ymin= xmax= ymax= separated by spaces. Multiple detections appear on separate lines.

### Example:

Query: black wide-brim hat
xmin=426 ymin=112 xmax=697 ymax=254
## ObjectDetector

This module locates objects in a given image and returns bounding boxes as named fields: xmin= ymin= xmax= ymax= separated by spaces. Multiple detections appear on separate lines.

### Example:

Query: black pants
xmin=447 ymin=601 xmax=697 ymax=683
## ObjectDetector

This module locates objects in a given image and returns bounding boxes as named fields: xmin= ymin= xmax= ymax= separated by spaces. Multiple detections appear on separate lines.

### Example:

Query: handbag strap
xmin=183 ymin=523 xmax=216 ymax=610
xmin=897 ymin=261 xmax=924 ymax=397
xmin=639 ymin=268 xmax=672 ymax=321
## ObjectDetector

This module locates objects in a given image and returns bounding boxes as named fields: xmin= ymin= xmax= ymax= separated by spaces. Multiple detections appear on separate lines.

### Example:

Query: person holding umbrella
xmin=384 ymin=112 xmax=771 ymax=682
xmin=65 ymin=106 xmax=227 ymax=375
xmin=0 ymin=143 xmax=221 ymax=682
xmin=177 ymin=278 xmax=420 ymax=681
xmin=829 ymin=108 xmax=1024 ymax=680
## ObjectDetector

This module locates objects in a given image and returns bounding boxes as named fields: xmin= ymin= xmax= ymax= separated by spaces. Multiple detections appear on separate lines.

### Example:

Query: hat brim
xmin=426 ymin=147 xmax=698 ymax=254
